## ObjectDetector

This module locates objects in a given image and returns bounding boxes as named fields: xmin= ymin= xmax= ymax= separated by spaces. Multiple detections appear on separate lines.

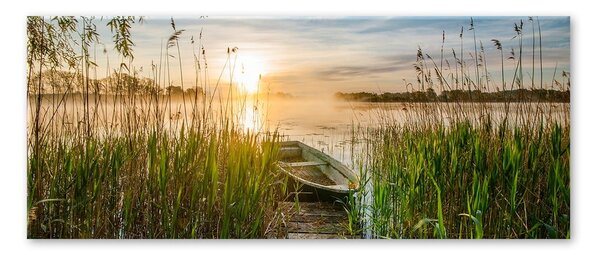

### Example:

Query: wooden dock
xmin=277 ymin=201 xmax=360 ymax=239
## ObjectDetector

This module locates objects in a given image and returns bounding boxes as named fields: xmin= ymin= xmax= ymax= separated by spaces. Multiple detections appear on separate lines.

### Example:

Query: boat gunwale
xmin=276 ymin=141 xmax=358 ymax=194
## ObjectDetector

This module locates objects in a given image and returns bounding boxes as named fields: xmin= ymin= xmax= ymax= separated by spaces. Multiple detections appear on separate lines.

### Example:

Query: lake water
xmin=29 ymin=95 xmax=570 ymax=169
xmin=260 ymin=98 xmax=569 ymax=168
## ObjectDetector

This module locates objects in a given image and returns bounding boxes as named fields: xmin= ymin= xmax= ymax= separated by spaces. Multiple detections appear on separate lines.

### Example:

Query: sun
xmin=237 ymin=54 xmax=266 ymax=94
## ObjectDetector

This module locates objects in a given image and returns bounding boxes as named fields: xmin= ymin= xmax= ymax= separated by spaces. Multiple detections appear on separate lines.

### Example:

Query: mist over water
xmin=30 ymin=94 xmax=569 ymax=170
xmin=265 ymin=97 xmax=569 ymax=167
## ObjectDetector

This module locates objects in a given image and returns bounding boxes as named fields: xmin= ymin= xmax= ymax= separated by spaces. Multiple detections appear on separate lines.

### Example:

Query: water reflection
xmin=241 ymin=101 xmax=262 ymax=132
xmin=30 ymin=95 xmax=569 ymax=170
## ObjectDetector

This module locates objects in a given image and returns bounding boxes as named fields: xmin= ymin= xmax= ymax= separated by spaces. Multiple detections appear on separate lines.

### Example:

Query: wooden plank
xmin=289 ymin=211 xmax=346 ymax=218
xmin=286 ymin=221 xmax=348 ymax=234
xmin=287 ymin=233 xmax=360 ymax=239
xmin=287 ymin=233 xmax=340 ymax=239
xmin=278 ymin=202 xmax=348 ymax=217
xmin=279 ymin=202 xmax=348 ymax=217
xmin=279 ymin=201 xmax=345 ymax=210
xmin=276 ymin=200 xmax=360 ymax=239
xmin=279 ymin=207 xmax=347 ymax=217
xmin=287 ymin=212 xmax=347 ymax=224
xmin=284 ymin=161 xmax=328 ymax=167
xmin=279 ymin=147 xmax=302 ymax=158
xmin=280 ymin=147 xmax=301 ymax=152
xmin=284 ymin=207 xmax=348 ymax=222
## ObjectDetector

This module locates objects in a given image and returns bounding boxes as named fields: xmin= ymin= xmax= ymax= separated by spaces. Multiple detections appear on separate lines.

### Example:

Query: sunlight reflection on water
xmin=31 ymin=95 xmax=569 ymax=171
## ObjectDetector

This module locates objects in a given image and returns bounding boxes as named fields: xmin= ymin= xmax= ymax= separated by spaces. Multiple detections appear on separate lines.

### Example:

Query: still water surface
xmin=31 ymin=95 xmax=569 ymax=169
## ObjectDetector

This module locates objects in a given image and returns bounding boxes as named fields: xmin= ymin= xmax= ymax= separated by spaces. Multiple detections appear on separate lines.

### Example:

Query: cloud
xmin=316 ymin=57 xmax=414 ymax=82
xmin=90 ymin=16 xmax=569 ymax=94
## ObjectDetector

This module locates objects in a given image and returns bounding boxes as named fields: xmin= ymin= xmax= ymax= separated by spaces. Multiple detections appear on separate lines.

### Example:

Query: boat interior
xmin=277 ymin=141 xmax=353 ymax=190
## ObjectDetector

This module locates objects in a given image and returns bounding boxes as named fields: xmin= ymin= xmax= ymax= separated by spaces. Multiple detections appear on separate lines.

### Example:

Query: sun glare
xmin=242 ymin=103 xmax=261 ymax=131
xmin=238 ymin=54 xmax=266 ymax=94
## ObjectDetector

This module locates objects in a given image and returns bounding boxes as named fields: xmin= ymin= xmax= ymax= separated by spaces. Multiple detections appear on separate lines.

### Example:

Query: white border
xmin=1 ymin=0 xmax=597 ymax=254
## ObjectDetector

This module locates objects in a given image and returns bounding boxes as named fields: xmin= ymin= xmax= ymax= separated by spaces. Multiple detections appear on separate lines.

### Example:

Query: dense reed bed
xmin=28 ymin=125 xmax=286 ymax=238
xmin=27 ymin=16 xmax=287 ymax=238
xmin=351 ymin=17 xmax=570 ymax=239
xmin=354 ymin=118 xmax=569 ymax=239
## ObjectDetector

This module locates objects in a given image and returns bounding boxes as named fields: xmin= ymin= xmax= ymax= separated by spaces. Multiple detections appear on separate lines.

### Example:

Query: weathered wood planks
xmin=278 ymin=201 xmax=360 ymax=239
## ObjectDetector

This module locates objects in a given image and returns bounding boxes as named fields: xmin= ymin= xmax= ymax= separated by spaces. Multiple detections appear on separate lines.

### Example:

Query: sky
xmin=92 ymin=16 xmax=570 ymax=96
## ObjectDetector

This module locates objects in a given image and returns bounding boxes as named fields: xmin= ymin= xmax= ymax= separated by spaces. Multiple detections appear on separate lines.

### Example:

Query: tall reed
xmin=27 ymin=16 xmax=287 ymax=239
xmin=351 ymin=17 xmax=570 ymax=239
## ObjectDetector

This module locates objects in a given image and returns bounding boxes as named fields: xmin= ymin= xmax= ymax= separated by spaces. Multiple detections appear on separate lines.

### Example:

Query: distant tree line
xmin=335 ymin=88 xmax=570 ymax=103
xmin=28 ymin=70 xmax=204 ymax=97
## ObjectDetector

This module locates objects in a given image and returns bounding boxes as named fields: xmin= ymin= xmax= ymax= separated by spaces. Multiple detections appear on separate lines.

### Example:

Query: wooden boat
xmin=277 ymin=141 xmax=359 ymax=202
